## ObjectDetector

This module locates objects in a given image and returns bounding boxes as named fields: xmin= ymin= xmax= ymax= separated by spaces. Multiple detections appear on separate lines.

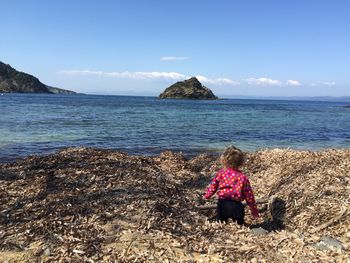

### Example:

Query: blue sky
xmin=1 ymin=0 xmax=349 ymax=96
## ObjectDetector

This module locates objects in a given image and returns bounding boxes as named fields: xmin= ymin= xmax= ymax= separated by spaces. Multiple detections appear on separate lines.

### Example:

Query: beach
xmin=1 ymin=147 xmax=349 ymax=262
xmin=2 ymin=0 xmax=350 ymax=261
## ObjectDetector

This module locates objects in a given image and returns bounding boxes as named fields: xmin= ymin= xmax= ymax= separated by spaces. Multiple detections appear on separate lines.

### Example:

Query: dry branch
xmin=310 ymin=207 xmax=348 ymax=233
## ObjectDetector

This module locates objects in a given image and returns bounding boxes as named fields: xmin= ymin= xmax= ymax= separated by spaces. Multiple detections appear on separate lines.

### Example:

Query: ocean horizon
xmin=1 ymin=93 xmax=350 ymax=162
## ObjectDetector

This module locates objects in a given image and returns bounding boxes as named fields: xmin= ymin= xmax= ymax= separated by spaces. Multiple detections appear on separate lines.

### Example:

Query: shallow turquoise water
xmin=1 ymin=93 xmax=350 ymax=162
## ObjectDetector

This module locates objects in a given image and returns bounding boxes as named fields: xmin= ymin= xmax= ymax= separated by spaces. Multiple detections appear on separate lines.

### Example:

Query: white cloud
xmin=59 ymin=70 xmax=186 ymax=80
xmin=311 ymin=81 xmax=336 ymax=86
xmin=59 ymin=70 xmax=102 ymax=76
xmin=286 ymin=80 xmax=301 ymax=86
xmin=161 ymin=56 xmax=190 ymax=61
xmin=196 ymin=75 xmax=240 ymax=86
xmin=59 ymin=70 xmax=240 ymax=85
xmin=132 ymin=71 xmax=186 ymax=80
xmin=60 ymin=70 xmax=312 ymax=88
xmin=245 ymin=77 xmax=282 ymax=86
xmin=322 ymin=81 xmax=336 ymax=86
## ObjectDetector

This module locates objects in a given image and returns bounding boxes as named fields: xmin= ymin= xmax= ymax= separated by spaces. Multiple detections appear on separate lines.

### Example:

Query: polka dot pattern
xmin=204 ymin=168 xmax=259 ymax=217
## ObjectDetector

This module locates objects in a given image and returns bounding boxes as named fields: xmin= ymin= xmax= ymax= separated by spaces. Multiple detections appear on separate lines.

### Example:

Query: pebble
xmin=312 ymin=236 xmax=344 ymax=251
xmin=43 ymin=248 xmax=51 ymax=256
xmin=251 ymin=227 xmax=269 ymax=236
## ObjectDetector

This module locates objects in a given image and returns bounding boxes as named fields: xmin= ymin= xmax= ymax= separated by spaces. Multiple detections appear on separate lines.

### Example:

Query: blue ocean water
xmin=1 ymin=93 xmax=350 ymax=162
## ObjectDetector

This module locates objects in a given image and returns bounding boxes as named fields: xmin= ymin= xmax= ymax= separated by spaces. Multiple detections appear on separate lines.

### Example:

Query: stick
xmin=310 ymin=207 xmax=348 ymax=233
xmin=123 ymin=237 xmax=136 ymax=257
xmin=196 ymin=198 xmax=269 ymax=210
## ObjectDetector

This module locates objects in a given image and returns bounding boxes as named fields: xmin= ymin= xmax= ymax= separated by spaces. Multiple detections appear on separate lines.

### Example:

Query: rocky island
xmin=0 ymin=61 xmax=76 ymax=94
xmin=159 ymin=77 xmax=218 ymax=99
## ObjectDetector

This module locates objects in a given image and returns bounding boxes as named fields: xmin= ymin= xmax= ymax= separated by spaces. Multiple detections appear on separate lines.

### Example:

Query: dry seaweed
xmin=0 ymin=147 xmax=349 ymax=262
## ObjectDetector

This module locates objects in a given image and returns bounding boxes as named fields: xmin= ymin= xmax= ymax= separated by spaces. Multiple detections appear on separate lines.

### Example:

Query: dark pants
xmin=217 ymin=199 xmax=245 ymax=225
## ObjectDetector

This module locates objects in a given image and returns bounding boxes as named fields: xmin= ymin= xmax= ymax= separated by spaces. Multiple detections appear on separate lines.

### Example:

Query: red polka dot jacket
xmin=204 ymin=167 xmax=259 ymax=217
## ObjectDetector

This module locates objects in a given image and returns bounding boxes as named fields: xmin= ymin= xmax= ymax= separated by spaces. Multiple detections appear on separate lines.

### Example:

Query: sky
xmin=1 ymin=0 xmax=350 ymax=97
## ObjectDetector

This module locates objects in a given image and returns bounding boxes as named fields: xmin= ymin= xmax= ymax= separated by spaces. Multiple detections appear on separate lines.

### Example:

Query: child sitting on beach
xmin=204 ymin=146 xmax=259 ymax=224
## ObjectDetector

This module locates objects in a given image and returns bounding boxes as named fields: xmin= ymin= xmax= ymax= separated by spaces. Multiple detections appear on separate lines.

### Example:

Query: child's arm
xmin=203 ymin=173 xmax=220 ymax=199
xmin=243 ymin=177 xmax=259 ymax=217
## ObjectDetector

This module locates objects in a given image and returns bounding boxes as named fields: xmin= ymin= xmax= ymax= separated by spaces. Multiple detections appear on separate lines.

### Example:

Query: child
xmin=204 ymin=146 xmax=259 ymax=224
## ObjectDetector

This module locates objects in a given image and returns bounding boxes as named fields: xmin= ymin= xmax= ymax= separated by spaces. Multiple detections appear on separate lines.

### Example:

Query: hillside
xmin=0 ymin=61 xmax=76 ymax=94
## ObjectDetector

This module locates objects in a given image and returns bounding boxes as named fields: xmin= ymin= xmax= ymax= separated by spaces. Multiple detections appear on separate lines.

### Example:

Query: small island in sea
xmin=0 ymin=61 xmax=76 ymax=94
xmin=159 ymin=77 xmax=218 ymax=99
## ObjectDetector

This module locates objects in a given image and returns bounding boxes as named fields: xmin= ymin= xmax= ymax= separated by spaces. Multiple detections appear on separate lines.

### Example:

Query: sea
xmin=1 ymin=93 xmax=350 ymax=162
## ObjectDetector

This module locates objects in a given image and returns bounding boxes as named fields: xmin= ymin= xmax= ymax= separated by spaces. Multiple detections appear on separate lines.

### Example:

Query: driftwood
xmin=196 ymin=198 xmax=269 ymax=210
xmin=310 ymin=207 xmax=348 ymax=233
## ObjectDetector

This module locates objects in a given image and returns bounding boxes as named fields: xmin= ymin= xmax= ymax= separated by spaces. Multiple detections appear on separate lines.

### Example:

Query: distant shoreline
xmin=2 ymin=92 xmax=350 ymax=103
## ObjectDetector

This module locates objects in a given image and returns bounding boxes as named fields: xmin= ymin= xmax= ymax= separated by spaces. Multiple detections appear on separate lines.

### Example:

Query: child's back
xmin=204 ymin=146 xmax=259 ymax=224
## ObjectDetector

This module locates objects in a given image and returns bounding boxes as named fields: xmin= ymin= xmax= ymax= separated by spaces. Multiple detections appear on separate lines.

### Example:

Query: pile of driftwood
xmin=0 ymin=147 xmax=349 ymax=262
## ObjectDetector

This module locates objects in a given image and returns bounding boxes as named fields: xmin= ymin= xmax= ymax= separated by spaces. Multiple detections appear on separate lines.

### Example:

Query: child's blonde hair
xmin=221 ymin=146 xmax=244 ymax=168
